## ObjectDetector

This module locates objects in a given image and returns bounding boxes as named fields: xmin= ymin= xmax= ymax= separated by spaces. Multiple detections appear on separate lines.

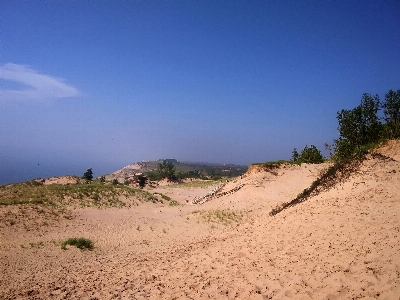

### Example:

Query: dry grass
xmin=170 ymin=179 xmax=225 ymax=189
xmin=194 ymin=209 xmax=244 ymax=225
xmin=0 ymin=180 xmax=162 ymax=208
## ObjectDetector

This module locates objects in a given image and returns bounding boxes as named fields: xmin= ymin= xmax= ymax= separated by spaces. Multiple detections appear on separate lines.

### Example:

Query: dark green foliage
xmin=61 ymin=237 xmax=93 ymax=250
xmin=291 ymin=145 xmax=324 ymax=164
xmin=252 ymin=160 xmax=294 ymax=166
xmin=99 ymin=176 xmax=106 ymax=184
xmin=136 ymin=175 xmax=147 ymax=188
xmin=334 ymin=93 xmax=382 ymax=161
xmin=141 ymin=161 xmax=246 ymax=180
xmin=157 ymin=160 xmax=176 ymax=180
xmin=291 ymin=148 xmax=299 ymax=162
xmin=299 ymin=145 xmax=324 ymax=164
xmin=146 ymin=171 xmax=161 ymax=181
xmin=83 ymin=168 xmax=93 ymax=181
xmin=382 ymin=89 xmax=400 ymax=138
xmin=112 ymin=179 xmax=119 ymax=185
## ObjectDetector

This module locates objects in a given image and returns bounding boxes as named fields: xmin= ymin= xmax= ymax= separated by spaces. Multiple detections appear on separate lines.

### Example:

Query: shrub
xmin=61 ymin=237 xmax=93 ymax=250
xmin=136 ymin=175 xmax=147 ymax=188
xmin=382 ymin=89 xmax=400 ymax=138
xmin=292 ymin=145 xmax=324 ymax=164
xmin=169 ymin=200 xmax=179 ymax=207
xmin=157 ymin=160 xmax=176 ymax=180
xmin=291 ymin=148 xmax=300 ymax=162
xmin=83 ymin=168 xmax=93 ymax=181
xmin=299 ymin=145 xmax=324 ymax=163
xmin=333 ymin=92 xmax=384 ymax=161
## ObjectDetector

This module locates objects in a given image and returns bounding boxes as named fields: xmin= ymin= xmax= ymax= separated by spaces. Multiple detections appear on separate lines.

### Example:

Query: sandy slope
xmin=1 ymin=141 xmax=400 ymax=299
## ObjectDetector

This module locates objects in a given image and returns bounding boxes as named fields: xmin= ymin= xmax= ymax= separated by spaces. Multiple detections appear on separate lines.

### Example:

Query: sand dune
xmin=1 ymin=141 xmax=400 ymax=299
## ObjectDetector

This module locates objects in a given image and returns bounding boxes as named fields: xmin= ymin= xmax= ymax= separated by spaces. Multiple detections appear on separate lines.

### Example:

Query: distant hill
xmin=102 ymin=159 xmax=248 ymax=181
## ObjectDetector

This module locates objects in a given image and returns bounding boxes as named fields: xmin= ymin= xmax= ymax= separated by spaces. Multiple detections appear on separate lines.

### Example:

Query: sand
xmin=1 ymin=141 xmax=400 ymax=299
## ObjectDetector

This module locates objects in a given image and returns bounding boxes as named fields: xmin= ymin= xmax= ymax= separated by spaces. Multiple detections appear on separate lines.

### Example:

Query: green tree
xmin=99 ymin=175 xmax=106 ymax=184
xmin=157 ymin=160 xmax=176 ymax=180
xmin=334 ymin=93 xmax=382 ymax=161
xmin=136 ymin=175 xmax=147 ymax=188
xmin=291 ymin=148 xmax=299 ymax=162
xmin=299 ymin=145 xmax=324 ymax=164
xmin=83 ymin=168 xmax=93 ymax=181
xmin=382 ymin=89 xmax=400 ymax=138
xmin=360 ymin=93 xmax=381 ymax=143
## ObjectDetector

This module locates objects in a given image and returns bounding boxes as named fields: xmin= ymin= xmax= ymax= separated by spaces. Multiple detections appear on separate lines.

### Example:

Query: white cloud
xmin=0 ymin=63 xmax=80 ymax=101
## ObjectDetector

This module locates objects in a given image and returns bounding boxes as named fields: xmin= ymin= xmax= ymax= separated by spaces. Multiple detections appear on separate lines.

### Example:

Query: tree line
xmin=333 ymin=89 xmax=400 ymax=161
xmin=291 ymin=88 xmax=399 ymax=164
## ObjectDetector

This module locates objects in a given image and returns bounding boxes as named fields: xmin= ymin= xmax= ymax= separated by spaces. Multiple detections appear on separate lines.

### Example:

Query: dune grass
xmin=0 ymin=180 xmax=163 ymax=207
xmin=251 ymin=160 xmax=300 ymax=166
xmin=152 ymin=192 xmax=172 ymax=202
xmin=168 ymin=200 xmax=180 ymax=207
xmin=171 ymin=179 xmax=225 ymax=189
xmin=61 ymin=237 xmax=93 ymax=250
xmin=194 ymin=209 xmax=244 ymax=225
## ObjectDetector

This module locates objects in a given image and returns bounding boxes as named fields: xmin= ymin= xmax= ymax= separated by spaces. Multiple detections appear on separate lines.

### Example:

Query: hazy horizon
xmin=1 ymin=1 xmax=399 ymax=184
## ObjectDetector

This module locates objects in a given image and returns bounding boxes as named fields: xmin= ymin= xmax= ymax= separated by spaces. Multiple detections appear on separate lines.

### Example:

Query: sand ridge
xmin=1 ymin=142 xmax=400 ymax=299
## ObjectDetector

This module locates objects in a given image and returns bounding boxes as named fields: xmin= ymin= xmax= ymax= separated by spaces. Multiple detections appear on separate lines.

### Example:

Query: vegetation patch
xmin=61 ymin=237 xmax=93 ymax=250
xmin=168 ymin=200 xmax=179 ymax=207
xmin=251 ymin=160 xmax=297 ymax=166
xmin=0 ymin=180 xmax=163 ymax=208
xmin=153 ymin=192 xmax=172 ymax=201
xmin=194 ymin=209 xmax=244 ymax=225
xmin=171 ymin=179 xmax=224 ymax=189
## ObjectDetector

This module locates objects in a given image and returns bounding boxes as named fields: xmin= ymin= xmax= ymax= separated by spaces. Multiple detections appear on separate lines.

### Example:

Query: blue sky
xmin=1 ymin=1 xmax=399 ymax=184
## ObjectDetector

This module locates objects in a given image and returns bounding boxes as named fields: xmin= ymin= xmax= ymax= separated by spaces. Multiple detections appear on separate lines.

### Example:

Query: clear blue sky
xmin=1 ymin=1 xmax=399 ymax=184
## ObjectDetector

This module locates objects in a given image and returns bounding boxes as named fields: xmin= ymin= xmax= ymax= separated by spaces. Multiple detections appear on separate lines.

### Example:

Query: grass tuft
xmin=195 ymin=209 xmax=244 ymax=225
xmin=153 ymin=192 xmax=172 ymax=201
xmin=169 ymin=200 xmax=180 ymax=207
xmin=61 ymin=237 xmax=93 ymax=250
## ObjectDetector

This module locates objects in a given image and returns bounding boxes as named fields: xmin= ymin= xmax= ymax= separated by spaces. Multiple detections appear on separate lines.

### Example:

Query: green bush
xmin=61 ymin=237 xmax=93 ymax=250
xmin=299 ymin=145 xmax=324 ymax=163
xmin=169 ymin=200 xmax=179 ymax=207
xmin=333 ymin=89 xmax=400 ymax=161
xmin=382 ymin=89 xmax=400 ymax=139
xmin=157 ymin=160 xmax=176 ymax=180
xmin=83 ymin=168 xmax=93 ymax=181
xmin=292 ymin=145 xmax=324 ymax=164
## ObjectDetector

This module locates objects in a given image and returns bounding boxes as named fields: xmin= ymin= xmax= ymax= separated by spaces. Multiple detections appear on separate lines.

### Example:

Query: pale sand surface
xmin=1 ymin=141 xmax=400 ymax=299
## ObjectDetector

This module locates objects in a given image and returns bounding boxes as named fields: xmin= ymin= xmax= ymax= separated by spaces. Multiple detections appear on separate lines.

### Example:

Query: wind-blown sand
xmin=1 ymin=141 xmax=400 ymax=299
